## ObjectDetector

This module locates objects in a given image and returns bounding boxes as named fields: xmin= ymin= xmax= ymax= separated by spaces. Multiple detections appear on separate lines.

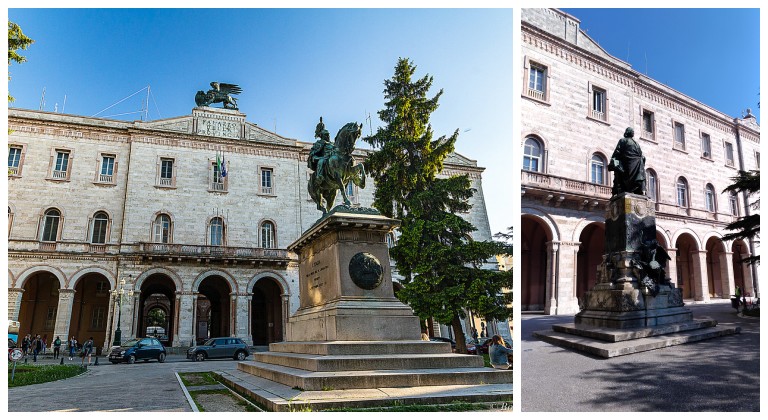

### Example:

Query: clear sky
xmin=7 ymin=8 xmax=515 ymax=235
xmin=561 ymin=8 xmax=760 ymax=123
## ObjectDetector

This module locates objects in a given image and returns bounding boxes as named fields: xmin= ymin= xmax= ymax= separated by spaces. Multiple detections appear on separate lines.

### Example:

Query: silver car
xmin=187 ymin=337 xmax=249 ymax=361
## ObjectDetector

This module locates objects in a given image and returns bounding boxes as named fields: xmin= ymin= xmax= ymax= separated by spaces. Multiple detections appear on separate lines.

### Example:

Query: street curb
xmin=175 ymin=372 xmax=199 ymax=412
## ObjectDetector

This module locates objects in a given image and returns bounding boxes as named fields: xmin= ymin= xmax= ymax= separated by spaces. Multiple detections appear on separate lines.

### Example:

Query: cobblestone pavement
xmin=8 ymin=355 xmax=242 ymax=412
xmin=522 ymin=300 xmax=760 ymax=411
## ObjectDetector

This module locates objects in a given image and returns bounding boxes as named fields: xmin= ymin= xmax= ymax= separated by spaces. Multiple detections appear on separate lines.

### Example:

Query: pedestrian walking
xmin=68 ymin=336 xmax=78 ymax=361
xmin=81 ymin=337 xmax=94 ymax=366
xmin=42 ymin=335 xmax=47 ymax=356
xmin=21 ymin=334 xmax=31 ymax=357
xmin=32 ymin=334 xmax=43 ymax=362
xmin=53 ymin=336 xmax=62 ymax=359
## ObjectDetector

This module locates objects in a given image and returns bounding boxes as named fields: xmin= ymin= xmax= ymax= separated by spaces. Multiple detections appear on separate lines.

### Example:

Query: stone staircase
xmin=216 ymin=340 xmax=512 ymax=410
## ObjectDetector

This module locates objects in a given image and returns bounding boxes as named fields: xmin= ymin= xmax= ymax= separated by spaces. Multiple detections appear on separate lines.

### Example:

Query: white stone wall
xmin=521 ymin=8 xmax=760 ymax=313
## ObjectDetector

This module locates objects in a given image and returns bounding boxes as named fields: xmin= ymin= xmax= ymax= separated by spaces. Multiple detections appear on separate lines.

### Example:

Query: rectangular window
xmin=91 ymin=307 xmax=105 ymax=329
xmin=261 ymin=168 xmax=273 ymax=194
xmin=642 ymin=110 xmax=655 ymax=140
xmin=725 ymin=142 xmax=735 ymax=166
xmin=99 ymin=154 xmax=115 ymax=183
xmin=211 ymin=162 xmax=224 ymax=191
xmin=159 ymin=158 xmax=174 ymax=186
xmin=756 ymin=151 xmax=761 ymax=169
xmin=730 ymin=194 xmax=739 ymax=216
xmin=92 ymin=218 xmax=108 ymax=244
xmin=701 ymin=133 xmax=711 ymax=158
xmin=673 ymin=122 xmax=686 ymax=150
xmin=8 ymin=146 xmax=22 ymax=175
xmin=589 ymin=84 xmax=608 ymax=122
xmin=45 ymin=307 xmax=57 ymax=330
xmin=527 ymin=65 xmax=546 ymax=100
xmin=53 ymin=150 xmax=70 ymax=179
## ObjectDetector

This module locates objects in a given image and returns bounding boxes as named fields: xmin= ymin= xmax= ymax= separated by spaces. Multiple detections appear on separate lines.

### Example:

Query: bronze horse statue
xmin=308 ymin=122 xmax=366 ymax=214
xmin=195 ymin=82 xmax=242 ymax=110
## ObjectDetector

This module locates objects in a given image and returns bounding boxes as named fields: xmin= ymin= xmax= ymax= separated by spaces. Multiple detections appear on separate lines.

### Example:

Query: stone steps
xmin=217 ymin=368 xmax=513 ymax=412
xmin=551 ymin=318 xmax=719 ymax=342
xmin=268 ymin=340 xmax=451 ymax=355
xmin=237 ymin=360 xmax=513 ymax=391
xmin=533 ymin=324 xmax=740 ymax=358
xmin=255 ymin=351 xmax=484 ymax=371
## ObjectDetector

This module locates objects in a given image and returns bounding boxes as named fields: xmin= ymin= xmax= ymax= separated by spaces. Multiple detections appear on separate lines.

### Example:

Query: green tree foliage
xmin=364 ymin=58 xmax=513 ymax=353
xmin=146 ymin=308 xmax=167 ymax=327
xmin=8 ymin=20 xmax=34 ymax=103
xmin=722 ymin=170 xmax=760 ymax=265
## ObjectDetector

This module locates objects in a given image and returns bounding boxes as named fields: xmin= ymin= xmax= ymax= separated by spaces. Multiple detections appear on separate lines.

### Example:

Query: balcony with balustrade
xmin=521 ymin=170 xmax=611 ymax=210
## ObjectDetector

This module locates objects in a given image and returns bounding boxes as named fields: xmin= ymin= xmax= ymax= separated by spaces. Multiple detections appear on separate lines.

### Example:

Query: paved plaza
xmin=8 ymin=355 xmax=241 ymax=412
xmin=522 ymin=301 xmax=759 ymax=411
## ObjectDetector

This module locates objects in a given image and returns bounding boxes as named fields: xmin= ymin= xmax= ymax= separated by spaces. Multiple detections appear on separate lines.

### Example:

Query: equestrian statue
xmin=195 ymin=82 xmax=242 ymax=110
xmin=307 ymin=117 xmax=366 ymax=214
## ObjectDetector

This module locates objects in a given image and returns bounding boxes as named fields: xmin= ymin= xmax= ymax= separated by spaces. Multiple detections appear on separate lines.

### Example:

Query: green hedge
xmin=8 ymin=364 xmax=86 ymax=388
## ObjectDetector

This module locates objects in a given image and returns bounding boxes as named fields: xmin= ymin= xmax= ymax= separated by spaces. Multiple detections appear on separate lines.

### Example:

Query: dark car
xmin=109 ymin=337 xmax=166 ymax=364
xmin=429 ymin=336 xmax=457 ymax=351
xmin=467 ymin=338 xmax=493 ymax=355
xmin=187 ymin=337 xmax=249 ymax=361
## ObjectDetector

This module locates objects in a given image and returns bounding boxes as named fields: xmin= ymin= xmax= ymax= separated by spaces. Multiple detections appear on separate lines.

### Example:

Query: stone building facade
xmin=8 ymin=106 xmax=496 ymax=353
xmin=520 ymin=9 xmax=760 ymax=314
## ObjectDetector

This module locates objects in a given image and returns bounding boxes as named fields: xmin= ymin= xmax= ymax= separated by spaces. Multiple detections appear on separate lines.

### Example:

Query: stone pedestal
xmin=576 ymin=193 xmax=692 ymax=328
xmin=535 ymin=193 xmax=738 ymax=357
xmin=228 ymin=207 xmax=511 ymax=409
xmin=285 ymin=210 xmax=421 ymax=341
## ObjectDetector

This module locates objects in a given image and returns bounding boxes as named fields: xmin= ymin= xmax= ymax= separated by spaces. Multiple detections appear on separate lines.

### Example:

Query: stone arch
xmin=575 ymin=222 xmax=605 ymax=303
xmin=247 ymin=271 xmax=290 ymax=296
xmin=192 ymin=269 xmax=239 ymax=294
xmin=16 ymin=265 xmax=67 ymax=290
xmin=570 ymin=215 xmax=606 ymax=243
xmin=521 ymin=207 xmax=560 ymax=242
xmin=69 ymin=267 xmax=117 ymax=290
xmin=655 ymin=225 xmax=672 ymax=249
xmin=521 ymin=212 xmax=557 ymax=311
xmin=8 ymin=269 xmax=16 ymax=288
xmin=704 ymin=234 xmax=727 ymax=298
xmin=671 ymin=228 xmax=702 ymax=251
xmin=251 ymin=274 xmax=287 ymax=345
xmin=674 ymin=231 xmax=701 ymax=300
xmin=134 ymin=267 xmax=184 ymax=292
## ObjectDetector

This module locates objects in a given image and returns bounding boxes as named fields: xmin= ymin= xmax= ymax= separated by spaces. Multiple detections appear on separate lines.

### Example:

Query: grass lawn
xmin=8 ymin=363 xmax=86 ymax=388
xmin=178 ymin=371 xmax=220 ymax=387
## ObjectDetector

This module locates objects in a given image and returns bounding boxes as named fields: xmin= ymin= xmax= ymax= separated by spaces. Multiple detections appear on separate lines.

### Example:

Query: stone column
xmin=8 ymin=288 xmax=24 ymax=322
xmin=281 ymin=293 xmax=290 ymax=341
xmin=230 ymin=293 xmax=238 ymax=337
xmin=102 ymin=293 xmax=116 ymax=351
xmin=191 ymin=293 xmax=198 ymax=345
xmin=129 ymin=293 xmax=141 ymax=339
xmin=53 ymin=289 xmax=77 ymax=345
xmin=720 ymin=251 xmax=735 ymax=298
xmin=692 ymin=251 xmax=710 ymax=301
xmin=556 ymin=242 xmax=580 ymax=314
xmin=244 ymin=294 xmax=254 ymax=346
xmin=741 ymin=253 xmax=756 ymax=297
xmin=235 ymin=293 xmax=251 ymax=343
xmin=666 ymin=248 xmax=678 ymax=288
xmin=544 ymin=241 xmax=559 ymax=315
xmin=176 ymin=292 xmax=193 ymax=347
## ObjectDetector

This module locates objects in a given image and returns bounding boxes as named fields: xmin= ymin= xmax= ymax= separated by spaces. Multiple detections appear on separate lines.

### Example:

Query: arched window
xmin=91 ymin=211 xmax=109 ymax=244
xmin=523 ymin=137 xmax=543 ymax=172
xmin=261 ymin=221 xmax=275 ymax=248
xmin=209 ymin=217 xmax=224 ymax=246
xmin=153 ymin=214 xmax=172 ymax=243
xmin=346 ymin=181 xmax=355 ymax=201
xmin=676 ymin=177 xmax=689 ymax=207
xmin=705 ymin=184 xmax=717 ymax=213
xmin=729 ymin=192 xmax=739 ymax=216
xmin=590 ymin=154 xmax=607 ymax=185
xmin=646 ymin=169 xmax=658 ymax=202
xmin=41 ymin=208 xmax=61 ymax=242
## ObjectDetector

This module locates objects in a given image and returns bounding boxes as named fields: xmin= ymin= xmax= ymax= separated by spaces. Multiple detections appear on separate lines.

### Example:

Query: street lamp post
xmin=112 ymin=276 xmax=133 ymax=347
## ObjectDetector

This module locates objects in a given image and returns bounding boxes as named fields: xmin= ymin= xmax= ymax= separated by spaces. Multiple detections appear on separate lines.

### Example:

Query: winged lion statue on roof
xmin=195 ymin=82 xmax=242 ymax=110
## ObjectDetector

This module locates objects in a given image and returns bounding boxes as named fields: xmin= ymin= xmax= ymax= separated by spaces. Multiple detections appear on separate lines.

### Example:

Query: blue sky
xmin=561 ymin=8 xmax=760 ymax=123
xmin=7 ymin=8 xmax=515 ymax=235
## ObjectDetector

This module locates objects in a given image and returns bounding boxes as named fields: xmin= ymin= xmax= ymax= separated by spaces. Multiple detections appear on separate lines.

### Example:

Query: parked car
xmin=187 ymin=337 xmax=250 ymax=361
xmin=429 ymin=336 xmax=457 ymax=351
xmin=468 ymin=338 xmax=511 ymax=355
xmin=108 ymin=337 xmax=166 ymax=364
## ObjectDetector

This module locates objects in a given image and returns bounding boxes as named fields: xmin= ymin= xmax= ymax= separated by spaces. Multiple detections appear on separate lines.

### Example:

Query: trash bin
xmin=730 ymin=297 xmax=740 ymax=309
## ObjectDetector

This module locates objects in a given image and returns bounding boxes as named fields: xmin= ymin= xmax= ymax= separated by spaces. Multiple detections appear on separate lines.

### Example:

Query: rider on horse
xmin=308 ymin=117 xmax=335 ymax=182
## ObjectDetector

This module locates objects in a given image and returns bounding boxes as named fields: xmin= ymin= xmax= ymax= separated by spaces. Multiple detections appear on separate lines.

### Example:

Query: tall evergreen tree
xmin=722 ymin=170 xmax=760 ymax=265
xmin=364 ymin=58 xmax=512 ymax=353
xmin=8 ymin=21 xmax=34 ymax=103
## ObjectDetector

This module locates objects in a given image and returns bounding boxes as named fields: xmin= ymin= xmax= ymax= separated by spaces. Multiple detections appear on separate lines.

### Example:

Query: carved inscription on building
xmin=196 ymin=118 xmax=240 ymax=139
xmin=307 ymin=260 xmax=329 ymax=290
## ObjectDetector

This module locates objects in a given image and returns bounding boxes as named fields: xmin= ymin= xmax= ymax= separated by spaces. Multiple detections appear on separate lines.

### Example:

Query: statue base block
xmin=577 ymin=284 xmax=692 ymax=328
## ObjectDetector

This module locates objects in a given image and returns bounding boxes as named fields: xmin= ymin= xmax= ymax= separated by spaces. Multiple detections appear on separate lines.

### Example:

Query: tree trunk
xmin=451 ymin=315 xmax=468 ymax=354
